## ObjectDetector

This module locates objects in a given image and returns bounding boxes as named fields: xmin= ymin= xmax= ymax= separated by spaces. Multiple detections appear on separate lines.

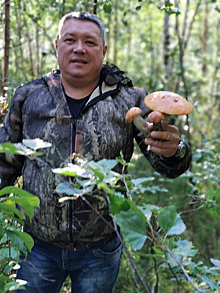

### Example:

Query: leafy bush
xmin=0 ymin=139 xmax=219 ymax=292
xmin=0 ymin=186 xmax=39 ymax=292
xmin=53 ymin=155 xmax=220 ymax=292
xmin=0 ymin=141 xmax=43 ymax=292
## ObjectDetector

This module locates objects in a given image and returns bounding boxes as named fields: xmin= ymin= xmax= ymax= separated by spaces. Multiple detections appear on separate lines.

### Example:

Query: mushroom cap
xmin=144 ymin=91 xmax=193 ymax=115
xmin=125 ymin=107 xmax=142 ymax=122
xmin=148 ymin=111 xmax=165 ymax=123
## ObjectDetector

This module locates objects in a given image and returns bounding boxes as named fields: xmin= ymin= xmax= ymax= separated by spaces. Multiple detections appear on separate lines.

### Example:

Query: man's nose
xmin=73 ymin=40 xmax=85 ymax=53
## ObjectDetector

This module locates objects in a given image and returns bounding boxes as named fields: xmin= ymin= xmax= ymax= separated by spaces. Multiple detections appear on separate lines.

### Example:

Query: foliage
xmin=0 ymin=186 xmax=39 ymax=292
xmin=0 ymin=136 xmax=219 ymax=292
xmin=0 ymin=0 xmax=220 ymax=291
xmin=0 ymin=141 xmax=45 ymax=292
xmin=53 ymin=154 xmax=220 ymax=292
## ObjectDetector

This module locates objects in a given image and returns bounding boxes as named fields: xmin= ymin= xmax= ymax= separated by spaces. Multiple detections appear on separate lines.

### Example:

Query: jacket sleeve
xmin=0 ymin=79 xmax=47 ymax=189
xmin=133 ymin=88 xmax=192 ymax=178
xmin=0 ymin=119 xmax=24 ymax=189
xmin=0 ymin=85 xmax=28 ymax=189
xmin=137 ymin=135 xmax=192 ymax=178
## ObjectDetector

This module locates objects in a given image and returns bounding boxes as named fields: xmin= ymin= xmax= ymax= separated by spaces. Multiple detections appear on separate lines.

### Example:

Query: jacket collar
xmin=42 ymin=64 xmax=132 ymax=108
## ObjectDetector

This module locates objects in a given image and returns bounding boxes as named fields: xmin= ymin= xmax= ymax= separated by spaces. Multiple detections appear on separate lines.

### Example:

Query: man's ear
xmin=103 ymin=45 xmax=107 ymax=60
xmin=55 ymin=39 xmax=58 ymax=57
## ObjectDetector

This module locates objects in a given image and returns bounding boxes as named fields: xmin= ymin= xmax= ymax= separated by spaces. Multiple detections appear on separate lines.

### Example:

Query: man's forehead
xmin=61 ymin=18 xmax=101 ymax=34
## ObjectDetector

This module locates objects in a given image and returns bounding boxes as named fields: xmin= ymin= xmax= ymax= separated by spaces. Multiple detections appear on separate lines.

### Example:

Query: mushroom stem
xmin=148 ymin=111 xmax=170 ymax=131
xmin=153 ymin=114 xmax=170 ymax=131
xmin=125 ymin=107 xmax=151 ymax=137
xmin=132 ymin=115 xmax=151 ymax=137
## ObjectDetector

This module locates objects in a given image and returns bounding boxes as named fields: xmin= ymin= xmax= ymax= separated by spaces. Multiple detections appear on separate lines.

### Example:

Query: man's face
xmin=56 ymin=18 xmax=107 ymax=83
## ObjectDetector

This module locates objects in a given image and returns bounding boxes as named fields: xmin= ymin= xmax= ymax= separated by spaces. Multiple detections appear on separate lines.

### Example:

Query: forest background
xmin=0 ymin=0 xmax=220 ymax=292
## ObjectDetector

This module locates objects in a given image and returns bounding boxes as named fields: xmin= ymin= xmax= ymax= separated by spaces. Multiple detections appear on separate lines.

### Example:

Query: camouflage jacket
xmin=0 ymin=65 xmax=191 ymax=249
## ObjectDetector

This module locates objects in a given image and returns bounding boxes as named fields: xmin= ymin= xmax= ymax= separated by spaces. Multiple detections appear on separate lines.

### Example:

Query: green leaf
xmin=173 ymin=240 xmax=197 ymax=257
xmin=0 ymin=226 xmax=5 ymax=239
xmin=87 ymin=159 xmax=117 ymax=177
xmin=167 ymin=214 xmax=186 ymax=236
xmin=207 ymin=188 xmax=220 ymax=203
xmin=210 ymin=258 xmax=220 ymax=269
xmin=22 ymin=138 xmax=52 ymax=151
xmin=0 ymin=186 xmax=39 ymax=220
xmin=4 ymin=280 xmax=27 ymax=291
xmin=114 ymin=210 xmax=147 ymax=250
xmin=0 ymin=202 xmax=25 ymax=220
xmin=6 ymin=230 xmax=34 ymax=252
xmin=109 ymin=194 xmax=130 ymax=214
xmin=0 ymin=247 xmax=18 ymax=262
xmin=157 ymin=206 xmax=185 ymax=235
xmin=201 ymin=275 xmax=220 ymax=291
xmin=131 ymin=177 xmax=154 ymax=186
xmin=141 ymin=204 xmax=159 ymax=221
xmin=55 ymin=182 xmax=81 ymax=196
xmin=165 ymin=1 xmax=173 ymax=7
xmin=103 ymin=2 xmax=112 ymax=13
xmin=0 ymin=142 xmax=43 ymax=156
xmin=215 ymin=6 xmax=220 ymax=13
xmin=88 ymin=166 xmax=105 ymax=181
xmin=52 ymin=164 xmax=91 ymax=178
xmin=158 ymin=206 xmax=176 ymax=234
xmin=109 ymin=194 xmax=146 ymax=220
xmin=0 ymin=186 xmax=39 ymax=201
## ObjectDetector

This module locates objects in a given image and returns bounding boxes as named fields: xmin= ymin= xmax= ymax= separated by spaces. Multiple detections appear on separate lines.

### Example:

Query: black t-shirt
xmin=65 ymin=93 xmax=90 ymax=155
xmin=65 ymin=94 xmax=90 ymax=120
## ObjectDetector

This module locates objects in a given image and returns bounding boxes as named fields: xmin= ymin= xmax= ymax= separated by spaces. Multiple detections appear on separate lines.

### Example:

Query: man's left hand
xmin=144 ymin=123 xmax=179 ymax=158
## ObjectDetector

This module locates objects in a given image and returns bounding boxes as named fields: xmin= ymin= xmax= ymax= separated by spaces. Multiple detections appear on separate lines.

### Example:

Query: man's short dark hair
xmin=58 ymin=11 xmax=105 ymax=46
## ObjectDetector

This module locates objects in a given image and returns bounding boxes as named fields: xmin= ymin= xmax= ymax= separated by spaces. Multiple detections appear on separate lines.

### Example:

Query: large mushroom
xmin=145 ymin=91 xmax=193 ymax=131
xmin=125 ymin=91 xmax=193 ymax=136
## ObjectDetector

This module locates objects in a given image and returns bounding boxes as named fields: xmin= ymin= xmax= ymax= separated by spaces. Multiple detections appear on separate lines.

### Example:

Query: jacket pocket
xmin=92 ymin=236 xmax=122 ymax=259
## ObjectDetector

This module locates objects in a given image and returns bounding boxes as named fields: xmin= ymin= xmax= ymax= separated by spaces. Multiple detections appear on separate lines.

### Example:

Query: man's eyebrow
xmin=62 ymin=32 xmax=76 ymax=38
xmin=62 ymin=32 xmax=98 ymax=40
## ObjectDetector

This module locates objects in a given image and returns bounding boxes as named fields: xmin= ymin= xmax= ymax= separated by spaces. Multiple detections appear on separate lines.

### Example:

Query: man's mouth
xmin=71 ymin=58 xmax=87 ymax=64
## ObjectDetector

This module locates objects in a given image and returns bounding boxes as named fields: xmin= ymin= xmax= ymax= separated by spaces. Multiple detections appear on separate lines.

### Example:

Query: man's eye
xmin=86 ymin=41 xmax=95 ymax=45
xmin=65 ymin=39 xmax=74 ymax=42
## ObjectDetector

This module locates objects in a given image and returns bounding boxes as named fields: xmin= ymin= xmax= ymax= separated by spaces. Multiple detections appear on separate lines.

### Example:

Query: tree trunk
xmin=3 ymin=0 xmax=10 ymax=98
xmin=210 ymin=19 xmax=220 ymax=95
xmin=93 ymin=0 xmax=97 ymax=14
xmin=201 ymin=0 xmax=208 ymax=74
xmin=27 ymin=31 xmax=35 ymax=78
xmin=164 ymin=0 xmax=171 ymax=90
xmin=16 ymin=0 xmax=25 ymax=80
xmin=124 ymin=3 xmax=133 ymax=72
xmin=113 ymin=0 xmax=118 ymax=65
xmin=61 ymin=0 xmax=66 ymax=17
xmin=106 ymin=13 xmax=111 ymax=63
xmin=36 ymin=21 xmax=40 ymax=76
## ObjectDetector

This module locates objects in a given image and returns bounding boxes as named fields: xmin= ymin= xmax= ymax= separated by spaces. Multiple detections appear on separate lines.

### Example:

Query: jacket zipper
xmin=68 ymin=116 xmax=76 ymax=243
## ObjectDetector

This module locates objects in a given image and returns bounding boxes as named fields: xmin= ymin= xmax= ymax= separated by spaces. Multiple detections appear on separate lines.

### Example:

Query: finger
xmin=150 ymin=131 xmax=179 ymax=142
xmin=161 ymin=123 xmax=179 ymax=134
xmin=144 ymin=138 xmax=179 ymax=157
xmin=145 ymin=138 xmax=177 ymax=148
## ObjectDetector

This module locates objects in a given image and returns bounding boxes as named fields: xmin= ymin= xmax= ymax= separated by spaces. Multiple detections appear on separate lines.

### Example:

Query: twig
xmin=121 ymin=163 xmax=132 ymax=200
xmin=179 ymin=205 xmax=204 ymax=215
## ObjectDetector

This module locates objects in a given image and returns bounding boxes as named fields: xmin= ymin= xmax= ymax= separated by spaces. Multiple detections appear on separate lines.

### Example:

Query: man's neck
xmin=61 ymin=76 xmax=100 ymax=100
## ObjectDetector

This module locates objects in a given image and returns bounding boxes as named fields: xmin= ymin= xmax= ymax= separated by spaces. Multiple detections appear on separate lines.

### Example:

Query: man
xmin=0 ymin=12 xmax=191 ymax=293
